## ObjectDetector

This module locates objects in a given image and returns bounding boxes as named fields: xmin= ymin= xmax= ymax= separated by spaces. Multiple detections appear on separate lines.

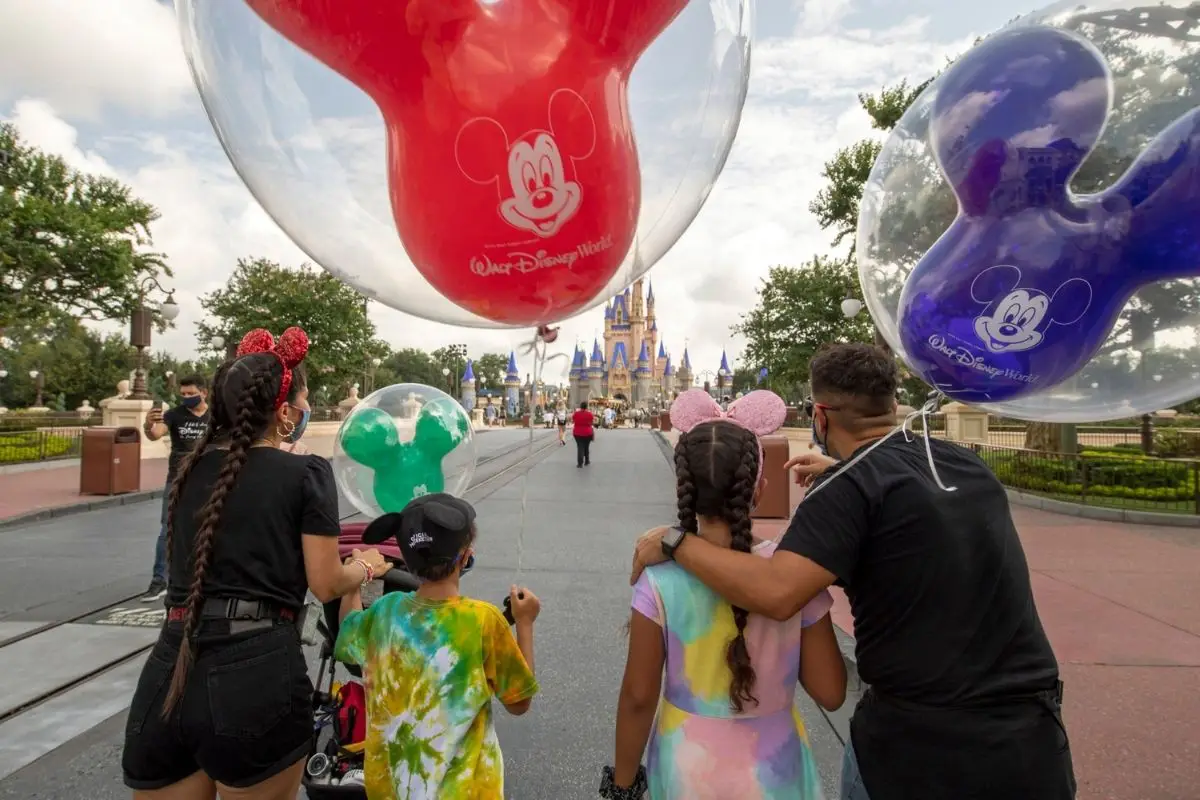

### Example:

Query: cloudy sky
xmin=0 ymin=0 xmax=1037 ymax=380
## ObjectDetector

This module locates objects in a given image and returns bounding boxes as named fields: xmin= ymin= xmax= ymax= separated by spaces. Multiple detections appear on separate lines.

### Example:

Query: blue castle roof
xmin=634 ymin=340 xmax=651 ymax=374
xmin=657 ymin=341 xmax=666 ymax=358
xmin=719 ymin=350 xmax=731 ymax=374
xmin=611 ymin=341 xmax=629 ymax=369
xmin=590 ymin=339 xmax=605 ymax=365
xmin=664 ymin=356 xmax=674 ymax=376
xmin=681 ymin=348 xmax=692 ymax=370
xmin=462 ymin=359 xmax=475 ymax=382
xmin=506 ymin=351 xmax=519 ymax=376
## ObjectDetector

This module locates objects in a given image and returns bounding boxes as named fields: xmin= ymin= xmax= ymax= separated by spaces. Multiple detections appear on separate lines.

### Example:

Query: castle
xmin=456 ymin=278 xmax=738 ymax=414
xmin=565 ymin=279 xmax=695 ymax=408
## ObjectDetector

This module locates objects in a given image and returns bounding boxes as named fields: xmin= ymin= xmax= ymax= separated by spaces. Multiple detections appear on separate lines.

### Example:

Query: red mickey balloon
xmin=244 ymin=0 xmax=687 ymax=326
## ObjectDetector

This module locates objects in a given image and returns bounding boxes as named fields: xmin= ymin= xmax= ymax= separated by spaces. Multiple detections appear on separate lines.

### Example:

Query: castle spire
xmin=719 ymin=350 xmax=730 ymax=374
xmin=462 ymin=359 xmax=475 ymax=382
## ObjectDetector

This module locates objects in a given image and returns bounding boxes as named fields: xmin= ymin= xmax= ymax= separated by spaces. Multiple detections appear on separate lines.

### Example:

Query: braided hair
xmin=159 ymin=353 xmax=307 ymax=717
xmin=674 ymin=420 xmax=761 ymax=713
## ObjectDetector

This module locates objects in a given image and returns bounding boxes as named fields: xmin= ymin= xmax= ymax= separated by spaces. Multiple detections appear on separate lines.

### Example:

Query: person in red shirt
xmin=572 ymin=402 xmax=595 ymax=468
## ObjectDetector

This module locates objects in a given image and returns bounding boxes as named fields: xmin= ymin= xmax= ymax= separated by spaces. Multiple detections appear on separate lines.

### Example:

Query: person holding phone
xmin=141 ymin=374 xmax=211 ymax=602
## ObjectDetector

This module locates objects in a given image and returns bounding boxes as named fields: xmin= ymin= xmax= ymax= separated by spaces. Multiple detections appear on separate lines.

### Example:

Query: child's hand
xmin=510 ymin=585 xmax=540 ymax=624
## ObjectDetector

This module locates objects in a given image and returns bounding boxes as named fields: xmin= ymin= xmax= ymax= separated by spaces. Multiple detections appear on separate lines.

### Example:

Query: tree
xmin=473 ymin=353 xmax=509 ymax=390
xmin=0 ymin=315 xmax=134 ymax=409
xmin=732 ymin=257 xmax=874 ymax=395
xmin=383 ymin=348 xmax=444 ymax=388
xmin=197 ymin=258 xmax=383 ymax=398
xmin=0 ymin=123 xmax=171 ymax=332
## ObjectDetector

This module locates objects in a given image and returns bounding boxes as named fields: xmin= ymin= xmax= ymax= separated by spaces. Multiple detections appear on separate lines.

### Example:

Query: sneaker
xmin=141 ymin=580 xmax=167 ymax=603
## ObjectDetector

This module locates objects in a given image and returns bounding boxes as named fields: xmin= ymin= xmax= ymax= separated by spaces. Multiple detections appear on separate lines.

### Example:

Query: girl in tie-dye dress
xmin=607 ymin=394 xmax=847 ymax=800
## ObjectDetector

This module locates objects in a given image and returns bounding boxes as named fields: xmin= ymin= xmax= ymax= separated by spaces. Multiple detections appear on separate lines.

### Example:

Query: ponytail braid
xmin=724 ymin=431 xmax=760 ymax=713
xmin=162 ymin=361 xmax=232 ymax=587
xmin=161 ymin=365 xmax=275 ymax=718
xmin=673 ymin=421 xmax=763 ymax=713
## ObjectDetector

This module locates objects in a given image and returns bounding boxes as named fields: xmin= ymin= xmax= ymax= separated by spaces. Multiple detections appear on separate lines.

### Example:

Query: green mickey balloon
xmin=339 ymin=398 xmax=472 ymax=513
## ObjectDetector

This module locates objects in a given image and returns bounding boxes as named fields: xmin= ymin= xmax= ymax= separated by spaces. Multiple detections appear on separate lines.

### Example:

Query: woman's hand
xmin=784 ymin=448 xmax=838 ymax=487
xmin=350 ymin=548 xmax=392 ymax=579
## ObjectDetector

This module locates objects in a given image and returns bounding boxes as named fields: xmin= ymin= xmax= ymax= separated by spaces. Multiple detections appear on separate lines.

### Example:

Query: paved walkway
xmin=0 ymin=431 xmax=846 ymax=798
xmin=0 ymin=459 xmax=169 ymax=521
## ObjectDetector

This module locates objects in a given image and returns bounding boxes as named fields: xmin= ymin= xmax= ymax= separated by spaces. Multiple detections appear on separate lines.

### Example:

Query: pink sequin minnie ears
xmin=236 ymin=327 xmax=310 ymax=409
xmin=669 ymin=389 xmax=788 ymax=477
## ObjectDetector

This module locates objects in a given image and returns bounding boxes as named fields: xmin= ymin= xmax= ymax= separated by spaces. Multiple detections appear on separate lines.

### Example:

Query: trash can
xmin=79 ymin=427 xmax=142 ymax=496
xmin=751 ymin=434 xmax=790 ymax=520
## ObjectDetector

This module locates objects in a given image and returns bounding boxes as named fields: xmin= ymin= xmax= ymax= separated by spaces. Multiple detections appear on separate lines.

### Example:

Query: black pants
xmin=574 ymin=434 xmax=593 ymax=466
xmin=122 ymin=622 xmax=313 ymax=790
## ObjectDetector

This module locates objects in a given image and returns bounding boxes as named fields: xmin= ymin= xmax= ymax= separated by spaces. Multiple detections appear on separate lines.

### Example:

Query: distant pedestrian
xmin=556 ymin=405 xmax=568 ymax=445
xmin=573 ymin=401 xmax=594 ymax=468
xmin=141 ymin=374 xmax=210 ymax=602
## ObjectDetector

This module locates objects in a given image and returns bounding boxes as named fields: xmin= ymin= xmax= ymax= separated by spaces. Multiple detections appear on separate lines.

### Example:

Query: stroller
xmin=302 ymin=521 xmax=421 ymax=798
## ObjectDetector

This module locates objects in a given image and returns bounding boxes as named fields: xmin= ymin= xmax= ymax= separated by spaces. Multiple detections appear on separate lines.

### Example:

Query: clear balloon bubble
xmin=332 ymin=384 xmax=476 ymax=519
xmin=175 ymin=0 xmax=751 ymax=328
xmin=858 ymin=0 xmax=1200 ymax=421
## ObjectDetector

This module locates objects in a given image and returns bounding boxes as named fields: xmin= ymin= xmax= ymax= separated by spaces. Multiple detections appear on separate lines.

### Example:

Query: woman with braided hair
xmin=122 ymin=328 xmax=391 ymax=800
xmin=602 ymin=390 xmax=847 ymax=800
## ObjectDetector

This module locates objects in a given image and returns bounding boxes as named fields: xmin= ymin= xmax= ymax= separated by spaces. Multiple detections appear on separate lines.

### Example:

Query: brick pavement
xmin=0 ymin=460 xmax=169 ymax=521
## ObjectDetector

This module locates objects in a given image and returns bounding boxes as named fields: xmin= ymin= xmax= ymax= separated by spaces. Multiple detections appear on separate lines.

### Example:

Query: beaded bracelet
xmin=351 ymin=559 xmax=374 ymax=586
xmin=599 ymin=765 xmax=647 ymax=799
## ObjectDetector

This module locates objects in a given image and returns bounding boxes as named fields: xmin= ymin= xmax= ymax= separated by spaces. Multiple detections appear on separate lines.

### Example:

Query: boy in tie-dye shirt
xmin=335 ymin=494 xmax=540 ymax=799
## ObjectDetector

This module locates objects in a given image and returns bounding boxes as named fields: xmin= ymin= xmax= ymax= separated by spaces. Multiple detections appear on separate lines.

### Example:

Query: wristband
xmin=599 ymin=765 xmax=647 ymax=799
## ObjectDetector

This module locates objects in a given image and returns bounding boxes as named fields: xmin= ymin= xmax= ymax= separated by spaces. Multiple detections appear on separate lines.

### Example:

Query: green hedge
xmin=977 ymin=447 xmax=1197 ymax=503
xmin=0 ymin=431 xmax=80 ymax=464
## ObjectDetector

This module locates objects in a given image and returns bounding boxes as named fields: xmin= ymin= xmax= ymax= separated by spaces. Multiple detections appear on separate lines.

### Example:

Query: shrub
xmin=0 ymin=431 xmax=79 ymax=464
xmin=975 ymin=445 xmax=1197 ymax=503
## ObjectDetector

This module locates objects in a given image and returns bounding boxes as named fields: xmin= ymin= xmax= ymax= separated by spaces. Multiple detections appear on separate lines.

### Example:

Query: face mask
xmin=287 ymin=407 xmax=310 ymax=443
xmin=180 ymin=395 xmax=202 ymax=409
xmin=810 ymin=410 xmax=829 ymax=456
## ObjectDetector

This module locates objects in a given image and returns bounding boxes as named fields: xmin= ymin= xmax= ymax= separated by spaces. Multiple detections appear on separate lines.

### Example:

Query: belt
xmin=166 ymin=598 xmax=296 ymax=625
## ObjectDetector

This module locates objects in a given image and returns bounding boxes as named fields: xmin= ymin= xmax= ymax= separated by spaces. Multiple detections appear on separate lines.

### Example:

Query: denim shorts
xmin=841 ymin=737 xmax=871 ymax=800
xmin=122 ymin=623 xmax=312 ymax=790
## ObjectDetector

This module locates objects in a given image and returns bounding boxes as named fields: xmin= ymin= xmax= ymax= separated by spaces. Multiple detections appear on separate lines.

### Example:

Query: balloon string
xmin=772 ymin=393 xmax=955 ymax=544
xmin=515 ymin=330 xmax=568 ymax=581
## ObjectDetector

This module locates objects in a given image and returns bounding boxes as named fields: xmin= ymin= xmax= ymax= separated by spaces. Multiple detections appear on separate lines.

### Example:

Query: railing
xmin=0 ymin=427 xmax=88 ymax=465
xmin=970 ymin=443 xmax=1200 ymax=515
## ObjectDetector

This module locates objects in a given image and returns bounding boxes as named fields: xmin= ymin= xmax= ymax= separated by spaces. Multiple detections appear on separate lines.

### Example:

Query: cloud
xmin=0 ymin=0 xmax=192 ymax=120
xmin=2 ymin=0 xmax=991 ymax=388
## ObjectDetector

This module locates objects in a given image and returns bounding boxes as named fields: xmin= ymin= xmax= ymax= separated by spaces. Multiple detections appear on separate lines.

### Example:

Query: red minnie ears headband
xmin=236 ymin=327 xmax=310 ymax=409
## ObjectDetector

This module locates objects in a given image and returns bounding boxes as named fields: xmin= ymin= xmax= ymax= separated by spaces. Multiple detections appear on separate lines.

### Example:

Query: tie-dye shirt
xmin=632 ymin=540 xmax=833 ymax=800
xmin=334 ymin=593 xmax=539 ymax=800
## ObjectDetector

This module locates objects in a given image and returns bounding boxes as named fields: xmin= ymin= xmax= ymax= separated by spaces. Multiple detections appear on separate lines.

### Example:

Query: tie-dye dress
xmin=334 ymin=593 xmax=539 ymax=800
xmin=631 ymin=540 xmax=832 ymax=799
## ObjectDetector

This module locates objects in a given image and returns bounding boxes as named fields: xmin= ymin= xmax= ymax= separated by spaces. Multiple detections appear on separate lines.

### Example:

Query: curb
xmin=650 ymin=430 xmax=864 ymax=704
xmin=0 ymin=488 xmax=163 ymax=532
xmin=1005 ymin=488 xmax=1200 ymax=529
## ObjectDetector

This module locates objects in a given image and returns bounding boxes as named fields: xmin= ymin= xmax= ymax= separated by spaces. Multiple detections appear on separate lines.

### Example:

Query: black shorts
xmin=122 ymin=623 xmax=313 ymax=790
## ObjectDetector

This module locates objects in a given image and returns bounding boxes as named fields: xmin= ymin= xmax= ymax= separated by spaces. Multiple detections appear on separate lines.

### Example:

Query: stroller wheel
xmin=306 ymin=752 xmax=332 ymax=779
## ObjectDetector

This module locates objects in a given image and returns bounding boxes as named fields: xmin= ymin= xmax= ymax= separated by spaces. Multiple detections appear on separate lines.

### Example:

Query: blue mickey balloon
xmin=897 ymin=25 xmax=1200 ymax=404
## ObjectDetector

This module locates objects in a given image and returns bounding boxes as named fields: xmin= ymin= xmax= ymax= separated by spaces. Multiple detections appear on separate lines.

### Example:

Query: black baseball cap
xmin=361 ymin=493 xmax=476 ymax=572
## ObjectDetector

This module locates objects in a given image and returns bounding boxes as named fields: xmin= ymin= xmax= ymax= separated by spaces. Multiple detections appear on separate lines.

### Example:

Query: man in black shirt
xmin=141 ymin=374 xmax=210 ymax=601
xmin=631 ymin=344 xmax=1075 ymax=800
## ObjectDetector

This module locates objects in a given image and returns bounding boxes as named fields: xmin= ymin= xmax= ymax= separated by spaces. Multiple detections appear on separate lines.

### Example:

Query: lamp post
xmin=0 ymin=368 xmax=7 ymax=410
xmin=367 ymin=357 xmax=382 ymax=394
xmin=29 ymin=369 xmax=44 ymax=408
xmin=718 ymin=367 xmax=728 ymax=398
xmin=165 ymin=370 xmax=176 ymax=403
xmin=841 ymin=293 xmax=890 ymax=353
xmin=442 ymin=366 xmax=451 ymax=394
xmin=129 ymin=276 xmax=180 ymax=400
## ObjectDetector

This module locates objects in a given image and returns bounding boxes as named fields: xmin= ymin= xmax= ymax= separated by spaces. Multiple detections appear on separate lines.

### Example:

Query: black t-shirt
xmin=780 ymin=436 xmax=1065 ymax=799
xmin=163 ymin=406 xmax=210 ymax=479
xmin=167 ymin=448 xmax=341 ymax=612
